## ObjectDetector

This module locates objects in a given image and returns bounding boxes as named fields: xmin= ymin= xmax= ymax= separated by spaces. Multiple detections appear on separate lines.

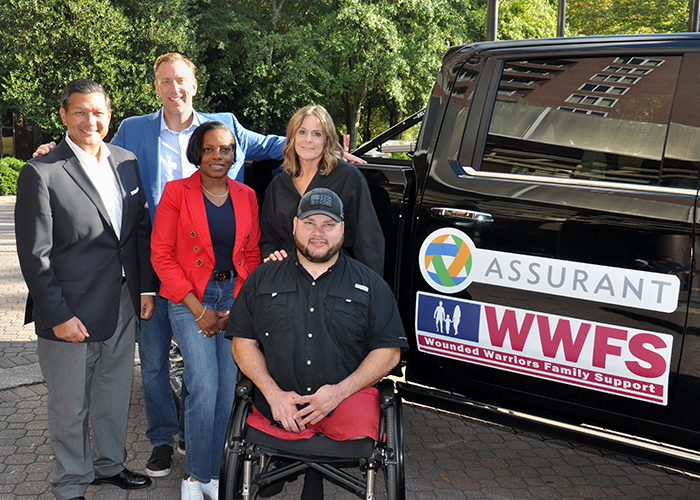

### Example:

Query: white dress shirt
xmin=65 ymin=134 xmax=123 ymax=239
xmin=158 ymin=112 xmax=200 ymax=203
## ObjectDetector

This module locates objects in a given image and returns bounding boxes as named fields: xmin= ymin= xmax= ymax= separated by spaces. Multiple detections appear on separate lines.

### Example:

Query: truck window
xmin=661 ymin=52 xmax=700 ymax=189
xmin=478 ymin=56 xmax=685 ymax=187
xmin=424 ymin=55 xmax=485 ymax=164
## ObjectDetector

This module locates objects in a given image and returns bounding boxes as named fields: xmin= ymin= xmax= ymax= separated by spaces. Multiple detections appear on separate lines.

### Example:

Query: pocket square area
xmin=130 ymin=187 xmax=139 ymax=195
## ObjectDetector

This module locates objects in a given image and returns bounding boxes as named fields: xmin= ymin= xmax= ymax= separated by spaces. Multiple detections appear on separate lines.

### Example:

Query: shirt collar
xmin=293 ymin=250 xmax=344 ymax=280
xmin=64 ymin=132 xmax=110 ymax=164
xmin=159 ymin=109 xmax=200 ymax=134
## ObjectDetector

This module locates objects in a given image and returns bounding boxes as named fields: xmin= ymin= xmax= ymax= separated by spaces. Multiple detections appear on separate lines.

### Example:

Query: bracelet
xmin=195 ymin=306 xmax=207 ymax=322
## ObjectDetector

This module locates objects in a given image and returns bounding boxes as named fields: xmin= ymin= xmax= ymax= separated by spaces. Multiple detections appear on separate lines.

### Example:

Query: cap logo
xmin=311 ymin=193 xmax=334 ymax=208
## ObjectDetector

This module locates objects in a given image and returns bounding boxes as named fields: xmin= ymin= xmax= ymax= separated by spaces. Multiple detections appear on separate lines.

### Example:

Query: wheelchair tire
xmin=384 ymin=397 xmax=405 ymax=500
xmin=220 ymin=394 xmax=252 ymax=500
xmin=169 ymin=340 xmax=184 ymax=413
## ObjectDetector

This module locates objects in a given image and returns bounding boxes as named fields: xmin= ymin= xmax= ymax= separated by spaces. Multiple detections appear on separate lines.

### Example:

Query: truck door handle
xmin=431 ymin=207 xmax=494 ymax=224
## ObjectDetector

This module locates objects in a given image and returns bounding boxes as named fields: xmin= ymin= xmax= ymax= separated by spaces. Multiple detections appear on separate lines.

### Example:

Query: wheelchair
xmin=220 ymin=377 xmax=405 ymax=500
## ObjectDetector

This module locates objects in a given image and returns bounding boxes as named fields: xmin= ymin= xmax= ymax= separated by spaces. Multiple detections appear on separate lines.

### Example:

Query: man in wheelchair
xmin=226 ymin=188 xmax=408 ymax=499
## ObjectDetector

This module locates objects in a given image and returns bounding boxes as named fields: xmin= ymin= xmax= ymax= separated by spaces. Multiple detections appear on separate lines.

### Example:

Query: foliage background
xmin=0 ymin=157 xmax=23 ymax=195
xmin=0 ymin=0 xmax=692 ymax=159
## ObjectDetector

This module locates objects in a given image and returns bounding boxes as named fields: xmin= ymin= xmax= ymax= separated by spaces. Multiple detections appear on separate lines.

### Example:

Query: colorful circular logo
xmin=419 ymin=228 xmax=476 ymax=293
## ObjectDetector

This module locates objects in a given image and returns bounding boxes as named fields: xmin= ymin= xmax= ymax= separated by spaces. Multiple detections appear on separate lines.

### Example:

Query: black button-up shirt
xmin=226 ymin=251 xmax=408 ymax=421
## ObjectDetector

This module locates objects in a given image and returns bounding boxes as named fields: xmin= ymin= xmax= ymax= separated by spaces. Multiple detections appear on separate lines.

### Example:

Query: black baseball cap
xmin=297 ymin=188 xmax=344 ymax=222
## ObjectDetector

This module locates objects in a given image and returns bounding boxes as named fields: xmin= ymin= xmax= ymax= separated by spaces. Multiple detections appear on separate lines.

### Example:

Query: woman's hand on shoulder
xmin=33 ymin=141 xmax=56 ymax=157
xmin=263 ymin=249 xmax=288 ymax=263
xmin=342 ymin=151 xmax=366 ymax=164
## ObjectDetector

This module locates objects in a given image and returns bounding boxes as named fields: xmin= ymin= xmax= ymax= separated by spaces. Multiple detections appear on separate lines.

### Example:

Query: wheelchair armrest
xmin=236 ymin=376 xmax=254 ymax=399
xmin=379 ymin=379 xmax=395 ymax=408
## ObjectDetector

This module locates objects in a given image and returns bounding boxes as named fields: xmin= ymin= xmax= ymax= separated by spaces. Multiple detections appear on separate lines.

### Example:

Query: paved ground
xmin=3 ymin=195 xmax=700 ymax=499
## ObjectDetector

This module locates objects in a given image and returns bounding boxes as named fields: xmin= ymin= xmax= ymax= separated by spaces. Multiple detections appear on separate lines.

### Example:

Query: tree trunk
xmin=362 ymin=100 xmax=374 ymax=144
xmin=343 ymin=80 xmax=368 ymax=151
xmin=14 ymin=114 xmax=46 ymax=161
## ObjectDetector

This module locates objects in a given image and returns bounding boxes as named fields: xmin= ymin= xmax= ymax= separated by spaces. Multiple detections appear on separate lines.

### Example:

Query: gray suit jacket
xmin=15 ymin=138 xmax=157 ymax=342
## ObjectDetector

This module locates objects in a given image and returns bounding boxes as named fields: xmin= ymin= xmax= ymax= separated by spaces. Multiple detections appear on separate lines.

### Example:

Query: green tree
xmin=194 ymin=0 xmax=484 ymax=146
xmin=314 ymin=0 xmax=404 ymax=149
xmin=498 ymin=0 xmax=558 ymax=40
xmin=1 ymin=0 xmax=487 ymax=154
xmin=193 ymin=0 xmax=323 ymax=135
xmin=317 ymin=0 xmax=483 ymax=148
xmin=567 ymin=0 xmax=688 ymax=35
xmin=0 ymin=0 xmax=197 ymax=144
xmin=379 ymin=0 xmax=483 ymax=128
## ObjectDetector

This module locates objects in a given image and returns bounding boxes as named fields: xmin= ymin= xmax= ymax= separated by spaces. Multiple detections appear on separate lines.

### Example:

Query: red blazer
xmin=151 ymin=171 xmax=260 ymax=303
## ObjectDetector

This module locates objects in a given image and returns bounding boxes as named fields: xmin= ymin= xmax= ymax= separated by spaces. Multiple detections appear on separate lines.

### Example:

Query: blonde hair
xmin=283 ymin=104 xmax=341 ymax=177
xmin=153 ymin=53 xmax=197 ymax=79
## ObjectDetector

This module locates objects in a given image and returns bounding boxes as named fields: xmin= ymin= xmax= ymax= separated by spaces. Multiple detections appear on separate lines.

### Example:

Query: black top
xmin=204 ymin=193 xmax=236 ymax=271
xmin=258 ymin=160 xmax=385 ymax=276
xmin=225 ymin=251 xmax=408 ymax=421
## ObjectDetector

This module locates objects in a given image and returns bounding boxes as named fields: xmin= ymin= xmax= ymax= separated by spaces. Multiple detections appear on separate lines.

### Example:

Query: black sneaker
xmin=146 ymin=444 xmax=173 ymax=477
xmin=177 ymin=440 xmax=186 ymax=455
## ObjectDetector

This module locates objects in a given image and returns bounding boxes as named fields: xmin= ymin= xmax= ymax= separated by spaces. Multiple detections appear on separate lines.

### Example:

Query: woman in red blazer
xmin=151 ymin=121 xmax=260 ymax=500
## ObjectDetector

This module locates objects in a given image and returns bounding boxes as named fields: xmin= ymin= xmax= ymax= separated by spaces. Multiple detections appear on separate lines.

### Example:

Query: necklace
xmin=202 ymin=184 xmax=229 ymax=198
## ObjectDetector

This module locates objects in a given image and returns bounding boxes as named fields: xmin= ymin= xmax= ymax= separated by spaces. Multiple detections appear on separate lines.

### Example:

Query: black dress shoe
xmin=67 ymin=497 xmax=86 ymax=500
xmin=93 ymin=468 xmax=152 ymax=489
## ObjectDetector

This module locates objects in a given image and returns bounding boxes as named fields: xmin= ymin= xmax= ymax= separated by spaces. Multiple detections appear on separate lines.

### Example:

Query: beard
xmin=295 ymin=235 xmax=344 ymax=264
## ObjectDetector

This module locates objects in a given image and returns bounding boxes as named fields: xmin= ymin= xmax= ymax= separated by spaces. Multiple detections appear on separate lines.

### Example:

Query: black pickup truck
xmin=353 ymin=32 xmax=700 ymax=472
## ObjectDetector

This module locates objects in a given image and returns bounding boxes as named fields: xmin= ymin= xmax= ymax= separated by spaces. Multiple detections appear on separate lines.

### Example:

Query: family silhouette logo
xmin=419 ymin=228 xmax=476 ymax=293
xmin=415 ymin=292 xmax=480 ymax=342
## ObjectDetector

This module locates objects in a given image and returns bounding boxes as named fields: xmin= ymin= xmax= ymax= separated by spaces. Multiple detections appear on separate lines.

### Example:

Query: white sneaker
xmin=182 ymin=477 xmax=204 ymax=500
xmin=200 ymin=479 xmax=219 ymax=500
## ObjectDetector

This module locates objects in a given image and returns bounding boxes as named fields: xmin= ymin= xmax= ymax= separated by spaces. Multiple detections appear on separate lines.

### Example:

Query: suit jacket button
xmin=190 ymin=232 xmax=196 ymax=237
xmin=196 ymin=260 xmax=202 ymax=265
xmin=194 ymin=246 xmax=199 ymax=252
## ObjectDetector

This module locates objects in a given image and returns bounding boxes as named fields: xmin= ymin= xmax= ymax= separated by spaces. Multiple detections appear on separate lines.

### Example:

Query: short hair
xmin=282 ymin=104 xmax=341 ymax=178
xmin=154 ymin=53 xmax=197 ymax=79
xmin=60 ymin=79 xmax=111 ymax=111
xmin=186 ymin=121 xmax=236 ymax=167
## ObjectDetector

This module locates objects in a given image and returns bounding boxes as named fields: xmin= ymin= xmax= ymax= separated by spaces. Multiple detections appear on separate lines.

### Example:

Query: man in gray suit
xmin=15 ymin=79 xmax=158 ymax=500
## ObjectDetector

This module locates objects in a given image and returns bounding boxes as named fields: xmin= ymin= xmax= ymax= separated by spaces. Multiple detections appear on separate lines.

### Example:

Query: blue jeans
xmin=136 ymin=294 xmax=185 ymax=448
xmin=169 ymin=280 xmax=238 ymax=483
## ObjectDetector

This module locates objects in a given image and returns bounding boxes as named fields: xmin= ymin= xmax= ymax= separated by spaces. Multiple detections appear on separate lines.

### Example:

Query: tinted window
xmin=417 ymin=55 xmax=484 ymax=162
xmin=662 ymin=52 xmax=700 ymax=189
xmin=478 ymin=56 xmax=685 ymax=187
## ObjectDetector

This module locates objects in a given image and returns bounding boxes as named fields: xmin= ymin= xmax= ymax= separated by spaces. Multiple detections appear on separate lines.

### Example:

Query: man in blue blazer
xmin=16 ymin=79 xmax=158 ymax=500
xmin=111 ymin=54 xmax=286 ymax=221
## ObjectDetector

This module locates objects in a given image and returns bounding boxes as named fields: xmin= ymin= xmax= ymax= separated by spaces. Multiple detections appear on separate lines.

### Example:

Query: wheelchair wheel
xmin=169 ymin=339 xmax=184 ymax=413
xmin=384 ymin=397 xmax=405 ymax=500
xmin=221 ymin=393 xmax=253 ymax=500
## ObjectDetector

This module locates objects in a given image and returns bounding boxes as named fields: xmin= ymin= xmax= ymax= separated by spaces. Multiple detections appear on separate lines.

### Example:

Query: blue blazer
xmin=111 ymin=109 xmax=285 ymax=220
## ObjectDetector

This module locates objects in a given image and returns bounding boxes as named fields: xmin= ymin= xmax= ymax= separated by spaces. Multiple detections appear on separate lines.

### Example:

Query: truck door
xmin=408 ymin=49 xmax=700 ymax=445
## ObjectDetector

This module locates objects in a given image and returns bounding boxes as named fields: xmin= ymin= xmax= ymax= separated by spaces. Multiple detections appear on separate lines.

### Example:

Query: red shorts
xmin=246 ymin=387 xmax=380 ymax=441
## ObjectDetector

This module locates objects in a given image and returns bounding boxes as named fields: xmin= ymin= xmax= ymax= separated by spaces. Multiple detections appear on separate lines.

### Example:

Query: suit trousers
xmin=38 ymin=282 xmax=137 ymax=500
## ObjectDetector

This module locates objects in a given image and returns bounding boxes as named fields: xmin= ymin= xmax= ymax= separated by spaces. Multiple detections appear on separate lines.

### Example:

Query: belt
xmin=209 ymin=269 xmax=237 ymax=282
